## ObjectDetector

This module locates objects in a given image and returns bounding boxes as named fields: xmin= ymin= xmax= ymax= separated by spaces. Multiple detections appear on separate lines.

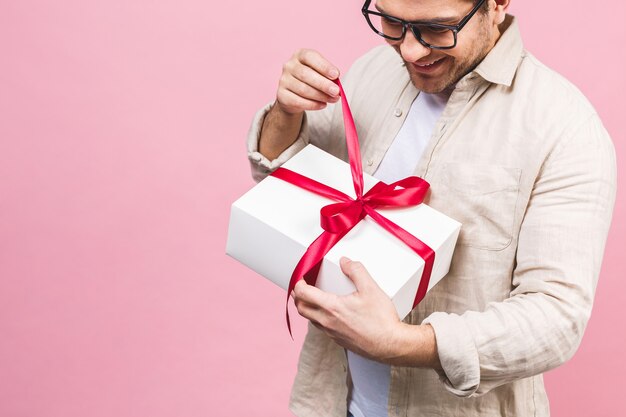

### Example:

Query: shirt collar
xmin=473 ymin=14 xmax=523 ymax=87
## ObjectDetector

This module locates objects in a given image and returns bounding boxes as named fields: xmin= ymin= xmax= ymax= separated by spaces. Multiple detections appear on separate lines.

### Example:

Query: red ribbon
xmin=270 ymin=79 xmax=435 ymax=336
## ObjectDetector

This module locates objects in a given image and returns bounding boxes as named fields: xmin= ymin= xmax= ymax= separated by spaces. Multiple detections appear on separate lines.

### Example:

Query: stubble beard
xmin=399 ymin=20 xmax=494 ymax=94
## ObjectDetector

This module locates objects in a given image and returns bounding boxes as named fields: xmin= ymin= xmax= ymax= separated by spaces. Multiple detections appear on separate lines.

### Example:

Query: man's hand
xmin=292 ymin=257 xmax=441 ymax=369
xmin=276 ymin=49 xmax=341 ymax=115
xmin=258 ymin=49 xmax=340 ymax=160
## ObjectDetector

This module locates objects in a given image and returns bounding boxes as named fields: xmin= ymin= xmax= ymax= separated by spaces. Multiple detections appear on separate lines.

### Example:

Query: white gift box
xmin=226 ymin=144 xmax=461 ymax=320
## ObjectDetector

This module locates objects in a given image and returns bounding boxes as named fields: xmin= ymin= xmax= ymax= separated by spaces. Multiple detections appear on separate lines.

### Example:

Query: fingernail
xmin=329 ymin=85 xmax=340 ymax=96
xmin=329 ymin=68 xmax=339 ymax=79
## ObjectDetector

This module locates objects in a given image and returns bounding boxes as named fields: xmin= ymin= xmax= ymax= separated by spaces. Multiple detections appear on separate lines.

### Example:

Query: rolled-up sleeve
xmin=246 ymin=102 xmax=310 ymax=183
xmin=423 ymin=113 xmax=617 ymax=397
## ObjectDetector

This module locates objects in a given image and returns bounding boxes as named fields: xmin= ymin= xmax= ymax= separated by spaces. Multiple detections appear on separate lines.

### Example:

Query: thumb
xmin=340 ymin=257 xmax=375 ymax=292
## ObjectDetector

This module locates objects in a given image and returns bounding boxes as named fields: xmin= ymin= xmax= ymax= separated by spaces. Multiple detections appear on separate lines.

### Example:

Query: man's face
xmin=376 ymin=0 xmax=501 ymax=93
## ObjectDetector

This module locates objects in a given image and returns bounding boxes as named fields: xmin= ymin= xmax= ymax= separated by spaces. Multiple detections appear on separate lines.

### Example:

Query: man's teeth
xmin=416 ymin=58 xmax=442 ymax=67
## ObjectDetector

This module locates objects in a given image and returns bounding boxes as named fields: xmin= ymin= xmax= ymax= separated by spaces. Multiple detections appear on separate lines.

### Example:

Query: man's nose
xmin=399 ymin=30 xmax=432 ymax=63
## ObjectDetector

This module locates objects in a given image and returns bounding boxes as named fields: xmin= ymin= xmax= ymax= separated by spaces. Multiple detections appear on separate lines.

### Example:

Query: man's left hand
xmin=292 ymin=257 xmax=408 ymax=363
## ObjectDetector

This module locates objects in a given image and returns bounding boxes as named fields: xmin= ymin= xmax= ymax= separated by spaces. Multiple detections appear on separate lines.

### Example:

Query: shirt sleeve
xmin=422 ymin=113 xmax=617 ymax=397
xmin=246 ymin=102 xmax=311 ymax=183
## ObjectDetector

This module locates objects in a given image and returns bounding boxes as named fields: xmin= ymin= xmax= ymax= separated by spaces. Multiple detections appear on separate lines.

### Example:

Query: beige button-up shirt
xmin=246 ymin=16 xmax=616 ymax=417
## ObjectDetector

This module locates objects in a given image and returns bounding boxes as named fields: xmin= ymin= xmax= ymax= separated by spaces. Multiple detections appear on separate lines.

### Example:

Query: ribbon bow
xmin=270 ymin=79 xmax=435 ymax=336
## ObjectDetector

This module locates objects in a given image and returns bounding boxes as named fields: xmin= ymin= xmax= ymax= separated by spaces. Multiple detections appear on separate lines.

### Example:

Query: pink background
xmin=0 ymin=0 xmax=623 ymax=416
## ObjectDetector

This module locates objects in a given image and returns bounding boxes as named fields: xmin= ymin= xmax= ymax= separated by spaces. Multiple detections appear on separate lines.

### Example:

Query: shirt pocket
xmin=437 ymin=162 xmax=522 ymax=251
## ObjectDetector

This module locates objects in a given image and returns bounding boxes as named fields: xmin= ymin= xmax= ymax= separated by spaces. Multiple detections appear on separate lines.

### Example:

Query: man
xmin=246 ymin=0 xmax=616 ymax=416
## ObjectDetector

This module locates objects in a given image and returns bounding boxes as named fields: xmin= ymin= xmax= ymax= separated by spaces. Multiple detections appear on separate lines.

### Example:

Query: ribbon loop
xmin=363 ymin=177 xmax=430 ymax=207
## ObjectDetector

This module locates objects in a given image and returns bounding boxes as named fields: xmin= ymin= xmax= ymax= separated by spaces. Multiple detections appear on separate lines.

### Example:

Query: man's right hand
xmin=275 ymin=49 xmax=341 ymax=115
xmin=258 ymin=49 xmax=340 ymax=161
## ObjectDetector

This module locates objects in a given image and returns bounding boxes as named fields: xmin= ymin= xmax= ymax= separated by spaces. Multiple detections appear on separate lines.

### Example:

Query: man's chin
xmin=407 ymin=75 xmax=449 ymax=94
xmin=405 ymin=65 xmax=454 ymax=94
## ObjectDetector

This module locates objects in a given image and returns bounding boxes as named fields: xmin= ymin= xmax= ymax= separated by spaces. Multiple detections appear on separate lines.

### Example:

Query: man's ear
xmin=491 ymin=0 xmax=510 ymax=25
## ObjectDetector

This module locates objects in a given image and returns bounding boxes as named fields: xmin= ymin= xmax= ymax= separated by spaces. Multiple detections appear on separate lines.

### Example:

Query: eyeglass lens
xmin=366 ymin=13 xmax=456 ymax=48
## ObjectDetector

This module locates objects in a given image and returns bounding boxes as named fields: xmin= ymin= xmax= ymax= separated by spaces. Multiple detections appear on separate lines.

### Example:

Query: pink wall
xmin=0 ymin=1 xmax=623 ymax=416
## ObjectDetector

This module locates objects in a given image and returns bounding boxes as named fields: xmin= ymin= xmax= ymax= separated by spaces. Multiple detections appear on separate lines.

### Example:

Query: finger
xmin=292 ymin=279 xmax=309 ymax=298
xmin=293 ymin=279 xmax=335 ymax=309
xmin=339 ymin=257 xmax=376 ymax=292
xmin=290 ymin=64 xmax=341 ymax=99
xmin=295 ymin=297 xmax=327 ymax=325
xmin=285 ymin=72 xmax=340 ymax=104
xmin=277 ymin=89 xmax=328 ymax=113
xmin=297 ymin=49 xmax=340 ymax=81
xmin=294 ymin=295 xmax=320 ymax=313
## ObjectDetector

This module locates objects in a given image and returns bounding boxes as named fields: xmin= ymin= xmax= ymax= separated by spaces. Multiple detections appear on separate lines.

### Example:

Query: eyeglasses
xmin=361 ymin=0 xmax=487 ymax=50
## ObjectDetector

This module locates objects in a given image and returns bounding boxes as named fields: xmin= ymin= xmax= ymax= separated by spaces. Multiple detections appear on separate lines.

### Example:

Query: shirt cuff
xmin=421 ymin=312 xmax=480 ymax=397
xmin=247 ymin=102 xmax=309 ymax=183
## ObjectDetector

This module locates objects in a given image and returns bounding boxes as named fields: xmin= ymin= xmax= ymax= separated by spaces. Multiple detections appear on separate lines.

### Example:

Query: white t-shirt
xmin=347 ymin=91 xmax=449 ymax=417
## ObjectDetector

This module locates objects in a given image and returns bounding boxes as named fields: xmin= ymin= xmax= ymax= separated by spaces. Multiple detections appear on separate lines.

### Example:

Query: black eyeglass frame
xmin=361 ymin=0 xmax=487 ymax=50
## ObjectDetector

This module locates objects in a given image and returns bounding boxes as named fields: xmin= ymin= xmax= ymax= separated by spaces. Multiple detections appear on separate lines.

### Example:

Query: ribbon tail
xmin=334 ymin=79 xmax=364 ymax=199
xmin=285 ymin=230 xmax=347 ymax=338
xmin=363 ymin=206 xmax=435 ymax=310
xmin=303 ymin=261 xmax=323 ymax=286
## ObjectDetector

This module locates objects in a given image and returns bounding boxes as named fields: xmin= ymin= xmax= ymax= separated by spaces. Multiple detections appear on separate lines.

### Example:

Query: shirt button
xmin=393 ymin=108 xmax=403 ymax=117
xmin=367 ymin=159 xmax=374 ymax=166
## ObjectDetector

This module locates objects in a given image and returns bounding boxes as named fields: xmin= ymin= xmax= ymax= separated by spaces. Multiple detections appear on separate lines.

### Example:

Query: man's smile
xmin=410 ymin=56 xmax=447 ymax=74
